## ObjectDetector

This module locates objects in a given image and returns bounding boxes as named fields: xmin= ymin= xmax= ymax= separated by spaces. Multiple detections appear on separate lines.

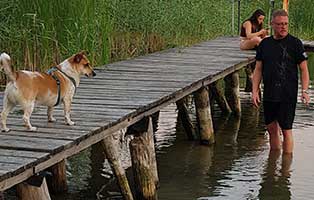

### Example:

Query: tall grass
xmin=0 ymin=0 xmax=110 ymax=70
xmin=0 ymin=0 xmax=314 ymax=74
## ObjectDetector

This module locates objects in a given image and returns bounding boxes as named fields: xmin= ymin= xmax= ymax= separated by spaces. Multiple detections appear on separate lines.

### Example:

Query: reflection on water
xmin=258 ymin=151 xmax=292 ymax=200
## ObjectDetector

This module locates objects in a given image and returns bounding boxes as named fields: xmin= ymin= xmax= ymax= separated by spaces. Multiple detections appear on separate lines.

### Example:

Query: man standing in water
xmin=252 ymin=9 xmax=310 ymax=154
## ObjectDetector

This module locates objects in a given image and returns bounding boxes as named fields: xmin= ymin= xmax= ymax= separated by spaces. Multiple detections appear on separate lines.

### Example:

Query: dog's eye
xmin=84 ymin=63 xmax=89 ymax=67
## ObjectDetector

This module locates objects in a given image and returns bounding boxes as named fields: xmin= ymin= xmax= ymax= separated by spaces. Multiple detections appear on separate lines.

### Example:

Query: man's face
xmin=271 ymin=16 xmax=289 ymax=39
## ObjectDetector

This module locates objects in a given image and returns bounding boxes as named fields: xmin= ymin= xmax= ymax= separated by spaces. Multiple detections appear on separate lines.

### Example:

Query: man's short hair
xmin=272 ymin=9 xmax=288 ymax=20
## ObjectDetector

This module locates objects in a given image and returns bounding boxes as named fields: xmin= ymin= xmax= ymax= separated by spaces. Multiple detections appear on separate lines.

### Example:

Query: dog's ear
xmin=74 ymin=53 xmax=84 ymax=63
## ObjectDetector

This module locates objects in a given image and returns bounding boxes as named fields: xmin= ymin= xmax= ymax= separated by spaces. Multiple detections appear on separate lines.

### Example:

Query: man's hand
xmin=301 ymin=90 xmax=310 ymax=106
xmin=252 ymin=90 xmax=261 ymax=107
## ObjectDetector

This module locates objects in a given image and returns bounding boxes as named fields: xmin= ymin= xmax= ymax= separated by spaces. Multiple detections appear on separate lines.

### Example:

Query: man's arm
xmin=252 ymin=60 xmax=263 ymax=107
xmin=299 ymin=60 xmax=310 ymax=105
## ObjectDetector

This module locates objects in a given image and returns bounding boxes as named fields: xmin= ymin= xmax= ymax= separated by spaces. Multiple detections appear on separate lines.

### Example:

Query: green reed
xmin=0 ymin=0 xmax=314 ymax=74
xmin=0 ymin=0 xmax=110 ymax=71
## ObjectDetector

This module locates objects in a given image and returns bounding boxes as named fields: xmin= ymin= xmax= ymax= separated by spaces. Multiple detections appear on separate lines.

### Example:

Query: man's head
xmin=271 ymin=9 xmax=289 ymax=39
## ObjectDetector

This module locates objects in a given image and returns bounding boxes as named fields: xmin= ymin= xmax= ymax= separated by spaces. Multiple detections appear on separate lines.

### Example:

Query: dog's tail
xmin=0 ymin=53 xmax=16 ymax=81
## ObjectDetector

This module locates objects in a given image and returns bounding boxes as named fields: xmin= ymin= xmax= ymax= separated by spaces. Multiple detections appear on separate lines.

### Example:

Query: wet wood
xmin=224 ymin=72 xmax=241 ymax=116
xmin=16 ymin=177 xmax=51 ymax=200
xmin=194 ymin=87 xmax=215 ymax=145
xmin=176 ymin=97 xmax=197 ymax=140
xmin=129 ymin=117 xmax=158 ymax=200
xmin=209 ymin=81 xmax=232 ymax=114
xmin=46 ymin=159 xmax=67 ymax=193
xmin=100 ymin=134 xmax=134 ymax=200
xmin=244 ymin=62 xmax=255 ymax=92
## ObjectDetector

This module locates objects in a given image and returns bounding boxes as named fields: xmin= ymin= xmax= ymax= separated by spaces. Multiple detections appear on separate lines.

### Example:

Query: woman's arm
xmin=244 ymin=21 xmax=267 ymax=39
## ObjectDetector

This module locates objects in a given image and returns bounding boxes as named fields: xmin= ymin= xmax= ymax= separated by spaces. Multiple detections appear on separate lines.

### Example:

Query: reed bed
xmin=0 ymin=0 xmax=313 ymax=77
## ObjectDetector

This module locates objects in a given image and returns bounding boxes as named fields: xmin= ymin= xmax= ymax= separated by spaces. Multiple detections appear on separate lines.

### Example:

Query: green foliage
xmin=0 ymin=0 xmax=314 ymax=71
xmin=0 ymin=0 xmax=111 ymax=70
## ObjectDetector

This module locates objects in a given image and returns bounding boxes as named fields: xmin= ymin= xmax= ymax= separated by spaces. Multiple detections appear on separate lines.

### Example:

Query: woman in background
xmin=240 ymin=9 xmax=268 ymax=50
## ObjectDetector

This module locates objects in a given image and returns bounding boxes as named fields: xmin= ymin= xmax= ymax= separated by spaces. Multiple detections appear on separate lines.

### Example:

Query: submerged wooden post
xmin=176 ymin=96 xmax=197 ymax=140
xmin=0 ymin=192 xmax=3 ymax=200
xmin=244 ymin=62 xmax=255 ymax=92
xmin=129 ymin=117 xmax=158 ymax=200
xmin=194 ymin=86 xmax=215 ymax=145
xmin=101 ymin=134 xmax=134 ymax=200
xmin=209 ymin=82 xmax=232 ymax=114
xmin=17 ymin=177 xmax=51 ymax=200
xmin=224 ymin=72 xmax=241 ymax=116
xmin=47 ymin=159 xmax=67 ymax=194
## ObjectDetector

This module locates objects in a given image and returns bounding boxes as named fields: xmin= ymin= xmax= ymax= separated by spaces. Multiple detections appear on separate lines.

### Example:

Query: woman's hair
xmin=248 ymin=9 xmax=265 ymax=29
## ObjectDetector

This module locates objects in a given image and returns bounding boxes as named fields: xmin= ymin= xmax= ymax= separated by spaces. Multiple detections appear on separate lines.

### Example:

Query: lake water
xmin=5 ymin=54 xmax=314 ymax=200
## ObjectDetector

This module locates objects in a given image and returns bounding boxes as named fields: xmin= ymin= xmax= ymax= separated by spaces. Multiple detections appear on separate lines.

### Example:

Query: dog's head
xmin=69 ymin=51 xmax=96 ymax=77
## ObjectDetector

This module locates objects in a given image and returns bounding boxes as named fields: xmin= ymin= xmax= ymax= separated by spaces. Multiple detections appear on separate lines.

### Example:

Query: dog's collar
xmin=47 ymin=66 xmax=77 ymax=106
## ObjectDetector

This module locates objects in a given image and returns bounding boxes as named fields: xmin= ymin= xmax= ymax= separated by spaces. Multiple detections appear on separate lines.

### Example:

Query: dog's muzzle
xmin=86 ymin=71 xmax=96 ymax=77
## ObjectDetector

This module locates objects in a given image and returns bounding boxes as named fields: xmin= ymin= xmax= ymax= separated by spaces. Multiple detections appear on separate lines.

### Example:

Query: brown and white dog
xmin=0 ymin=51 xmax=96 ymax=132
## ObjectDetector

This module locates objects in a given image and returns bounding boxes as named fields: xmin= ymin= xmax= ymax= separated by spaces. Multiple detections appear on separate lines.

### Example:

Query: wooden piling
xmin=16 ymin=177 xmax=51 ymax=200
xmin=129 ymin=117 xmax=158 ymax=200
xmin=0 ymin=192 xmax=4 ymax=200
xmin=209 ymin=82 xmax=232 ymax=114
xmin=194 ymin=86 xmax=215 ymax=145
xmin=47 ymin=159 xmax=68 ymax=194
xmin=176 ymin=97 xmax=197 ymax=140
xmin=244 ymin=62 xmax=255 ymax=92
xmin=224 ymin=72 xmax=241 ymax=116
xmin=101 ymin=134 xmax=134 ymax=200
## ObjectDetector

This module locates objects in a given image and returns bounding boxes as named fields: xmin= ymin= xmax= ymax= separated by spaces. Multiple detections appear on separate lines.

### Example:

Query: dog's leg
xmin=47 ymin=106 xmax=56 ymax=122
xmin=63 ymin=97 xmax=74 ymax=126
xmin=1 ymin=97 xmax=15 ymax=132
xmin=23 ymin=102 xmax=37 ymax=131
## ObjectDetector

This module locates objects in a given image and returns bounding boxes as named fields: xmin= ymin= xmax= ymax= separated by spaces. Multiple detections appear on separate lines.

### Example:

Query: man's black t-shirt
xmin=256 ymin=34 xmax=307 ymax=103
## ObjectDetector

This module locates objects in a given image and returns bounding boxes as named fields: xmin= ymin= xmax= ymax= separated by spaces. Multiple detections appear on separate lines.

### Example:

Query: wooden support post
xmin=101 ymin=134 xmax=134 ymax=200
xmin=17 ymin=177 xmax=51 ymax=200
xmin=244 ymin=62 xmax=255 ymax=92
xmin=151 ymin=111 xmax=160 ymax=133
xmin=46 ymin=159 xmax=67 ymax=194
xmin=176 ymin=97 xmax=197 ymax=140
xmin=224 ymin=72 xmax=241 ymax=116
xmin=209 ymin=82 xmax=232 ymax=114
xmin=129 ymin=117 xmax=158 ymax=200
xmin=194 ymin=86 xmax=215 ymax=145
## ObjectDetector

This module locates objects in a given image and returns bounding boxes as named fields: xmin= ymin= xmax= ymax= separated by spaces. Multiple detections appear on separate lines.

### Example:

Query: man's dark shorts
xmin=263 ymin=101 xmax=296 ymax=130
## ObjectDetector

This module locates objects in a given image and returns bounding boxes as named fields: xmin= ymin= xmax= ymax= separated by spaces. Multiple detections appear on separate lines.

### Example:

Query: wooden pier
xmin=0 ymin=36 xmax=313 ymax=199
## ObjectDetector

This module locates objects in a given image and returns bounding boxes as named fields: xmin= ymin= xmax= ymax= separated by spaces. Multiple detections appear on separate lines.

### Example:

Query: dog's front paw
xmin=66 ymin=121 xmax=75 ymax=126
xmin=48 ymin=117 xmax=56 ymax=122
xmin=1 ymin=128 xmax=10 ymax=133
xmin=28 ymin=126 xmax=37 ymax=132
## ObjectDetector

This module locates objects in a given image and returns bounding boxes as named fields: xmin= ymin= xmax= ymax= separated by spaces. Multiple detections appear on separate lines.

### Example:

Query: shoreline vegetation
xmin=0 ymin=0 xmax=313 ymax=85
